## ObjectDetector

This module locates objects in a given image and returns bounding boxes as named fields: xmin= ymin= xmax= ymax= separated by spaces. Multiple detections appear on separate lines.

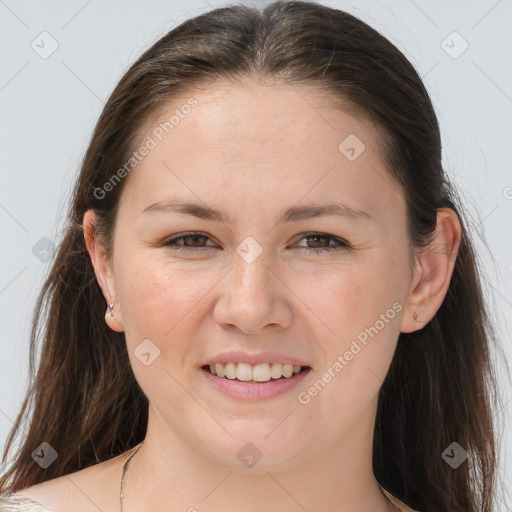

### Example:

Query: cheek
xmin=293 ymin=263 xmax=383 ymax=340
xmin=114 ymin=254 xmax=214 ymax=404
xmin=115 ymin=250 xmax=209 ymax=343
xmin=298 ymin=267 xmax=402 ymax=428
xmin=300 ymin=257 xmax=405 ymax=369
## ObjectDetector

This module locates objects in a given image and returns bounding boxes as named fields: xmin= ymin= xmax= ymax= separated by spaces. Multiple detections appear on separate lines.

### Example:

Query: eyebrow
xmin=140 ymin=199 xmax=372 ymax=224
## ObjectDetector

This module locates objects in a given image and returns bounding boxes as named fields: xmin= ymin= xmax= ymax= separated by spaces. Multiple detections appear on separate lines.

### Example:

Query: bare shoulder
xmin=8 ymin=452 xmax=128 ymax=512
xmin=381 ymin=487 xmax=420 ymax=512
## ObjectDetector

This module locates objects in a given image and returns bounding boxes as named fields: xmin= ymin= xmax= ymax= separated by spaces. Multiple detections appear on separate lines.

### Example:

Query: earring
xmin=106 ymin=302 xmax=116 ymax=319
xmin=412 ymin=310 xmax=422 ymax=323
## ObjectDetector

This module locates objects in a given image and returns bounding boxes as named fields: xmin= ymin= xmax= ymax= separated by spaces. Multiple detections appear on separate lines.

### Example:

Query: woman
xmin=0 ymin=1 xmax=503 ymax=511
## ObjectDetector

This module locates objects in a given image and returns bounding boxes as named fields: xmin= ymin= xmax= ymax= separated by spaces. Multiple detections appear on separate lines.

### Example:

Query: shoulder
xmin=2 ymin=450 xmax=130 ymax=512
xmin=381 ymin=487 xmax=421 ymax=512
xmin=0 ymin=492 xmax=54 ymax=511
xmin=1 ymin=479 xmax=71 ymax=512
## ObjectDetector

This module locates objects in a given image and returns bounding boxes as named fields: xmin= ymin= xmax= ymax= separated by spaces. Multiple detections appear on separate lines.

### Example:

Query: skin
xmin=14 ymin=79 xmax=461 ymax=512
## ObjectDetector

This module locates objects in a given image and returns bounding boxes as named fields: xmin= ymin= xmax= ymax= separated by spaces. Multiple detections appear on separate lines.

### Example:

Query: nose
xmin=212 ymin=250 xmax=293 ymax=334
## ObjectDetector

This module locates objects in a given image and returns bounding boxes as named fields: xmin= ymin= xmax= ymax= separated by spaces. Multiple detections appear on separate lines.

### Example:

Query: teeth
xmin=214 ymin=363 xmax=225 ymax=377
xmin=271 ymin=363 xmax=283 ymax=379
xmin=253 ymin=363 xmax=272 ymax=382
xmin=206 ymin=362 xmax=304 ymax=381
xmin=225 ymin=362 xmax=237 ymax=380
xmin=236 ymin=363 xmax=253 ymax=381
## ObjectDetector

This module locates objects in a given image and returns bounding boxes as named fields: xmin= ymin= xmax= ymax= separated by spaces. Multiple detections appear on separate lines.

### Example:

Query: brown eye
xmin=164 ymin=232 xmax=216 ymax=252
xmin=179 ymin=234 xmax=209 ymax=247
xmin=304 ymin=234 xmax=330 ymax=248
xmin=294 ymin=232 xmax=349 ymax=254
xmin=163 ymin=231 xmax=349 ymax=255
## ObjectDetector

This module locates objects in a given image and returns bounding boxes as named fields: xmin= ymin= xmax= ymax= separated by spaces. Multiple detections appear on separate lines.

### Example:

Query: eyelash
xmin=163 ymin=231 xmax=349 ymax=255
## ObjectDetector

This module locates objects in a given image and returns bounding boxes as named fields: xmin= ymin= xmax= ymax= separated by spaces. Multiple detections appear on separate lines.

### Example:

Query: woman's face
xmin=100 ymin=80 xmax=417 ymax=470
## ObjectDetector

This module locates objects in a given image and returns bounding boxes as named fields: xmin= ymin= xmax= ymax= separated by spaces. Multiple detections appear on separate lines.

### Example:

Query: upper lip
xmin=202 ymin=351 xmax=311 ymax=368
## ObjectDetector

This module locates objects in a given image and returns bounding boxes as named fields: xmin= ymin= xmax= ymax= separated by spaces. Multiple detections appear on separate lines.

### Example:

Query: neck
xmin=122 ymin=403 xmax=398 ymax=512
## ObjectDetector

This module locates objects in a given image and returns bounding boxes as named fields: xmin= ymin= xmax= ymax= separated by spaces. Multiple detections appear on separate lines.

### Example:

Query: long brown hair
xmin=1 ymin=2 xmax=506 ymax=510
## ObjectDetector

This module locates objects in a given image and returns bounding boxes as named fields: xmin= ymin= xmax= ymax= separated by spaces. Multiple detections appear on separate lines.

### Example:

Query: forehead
xmin=120 ymin=79 xmax=402 ymax=223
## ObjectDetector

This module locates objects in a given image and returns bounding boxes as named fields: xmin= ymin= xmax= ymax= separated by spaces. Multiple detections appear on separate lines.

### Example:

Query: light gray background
xmin=1 ymin=0 xmax=511 ymax=509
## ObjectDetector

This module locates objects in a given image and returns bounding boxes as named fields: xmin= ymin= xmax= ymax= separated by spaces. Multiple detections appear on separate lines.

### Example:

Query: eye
xmin=163 ymin=231 xmax=349 ymax=254
xmin=292 ymin=232 xmax=349 ymax=255
xmin=163 ymin=232 xmax=216 ymax=252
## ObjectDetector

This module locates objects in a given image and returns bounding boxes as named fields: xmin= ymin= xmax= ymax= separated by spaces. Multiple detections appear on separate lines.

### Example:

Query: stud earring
xmin=106 ymin=302 xmax=116 ymax=319
xmin=412 ymin=310 xmax=422 ymax=323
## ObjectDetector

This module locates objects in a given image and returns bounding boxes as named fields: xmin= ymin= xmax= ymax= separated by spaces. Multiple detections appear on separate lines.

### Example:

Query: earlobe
xmin=104 ymin=300 xmax=124 ymax=333
xmin=83 ymin=209 xmax=124 ymax=333
xmin=400 ymin=208 xmax=462 ymax=334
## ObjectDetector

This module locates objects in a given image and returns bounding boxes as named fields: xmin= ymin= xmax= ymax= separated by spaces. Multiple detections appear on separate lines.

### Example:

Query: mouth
xmin=200 ymin=363 xmax=312 ymax=383
xmin=199 ymin=363 xmax=313 ymax=400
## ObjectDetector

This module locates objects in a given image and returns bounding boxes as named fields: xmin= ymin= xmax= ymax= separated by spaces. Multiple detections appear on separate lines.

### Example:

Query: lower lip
xmin=199 ymin=367 xmax=312 ymax=401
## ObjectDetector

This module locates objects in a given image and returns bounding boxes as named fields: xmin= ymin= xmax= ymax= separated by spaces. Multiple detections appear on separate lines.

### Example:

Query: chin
xmin=202 ymin=423 xmax=309 ymax=472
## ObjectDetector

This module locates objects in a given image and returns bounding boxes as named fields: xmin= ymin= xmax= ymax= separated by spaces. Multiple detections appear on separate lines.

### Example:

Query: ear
xmin=83 ymin=209 xmax=124 ymax=333
xmin=400 ymin=208 xmax=462 ymax=333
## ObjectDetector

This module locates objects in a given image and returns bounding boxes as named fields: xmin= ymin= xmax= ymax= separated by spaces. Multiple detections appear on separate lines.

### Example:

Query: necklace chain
xmin=119 ymin=442 xmax=400 ymax=512
xmin=120 ymin=442 xmax=143 ymax=512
